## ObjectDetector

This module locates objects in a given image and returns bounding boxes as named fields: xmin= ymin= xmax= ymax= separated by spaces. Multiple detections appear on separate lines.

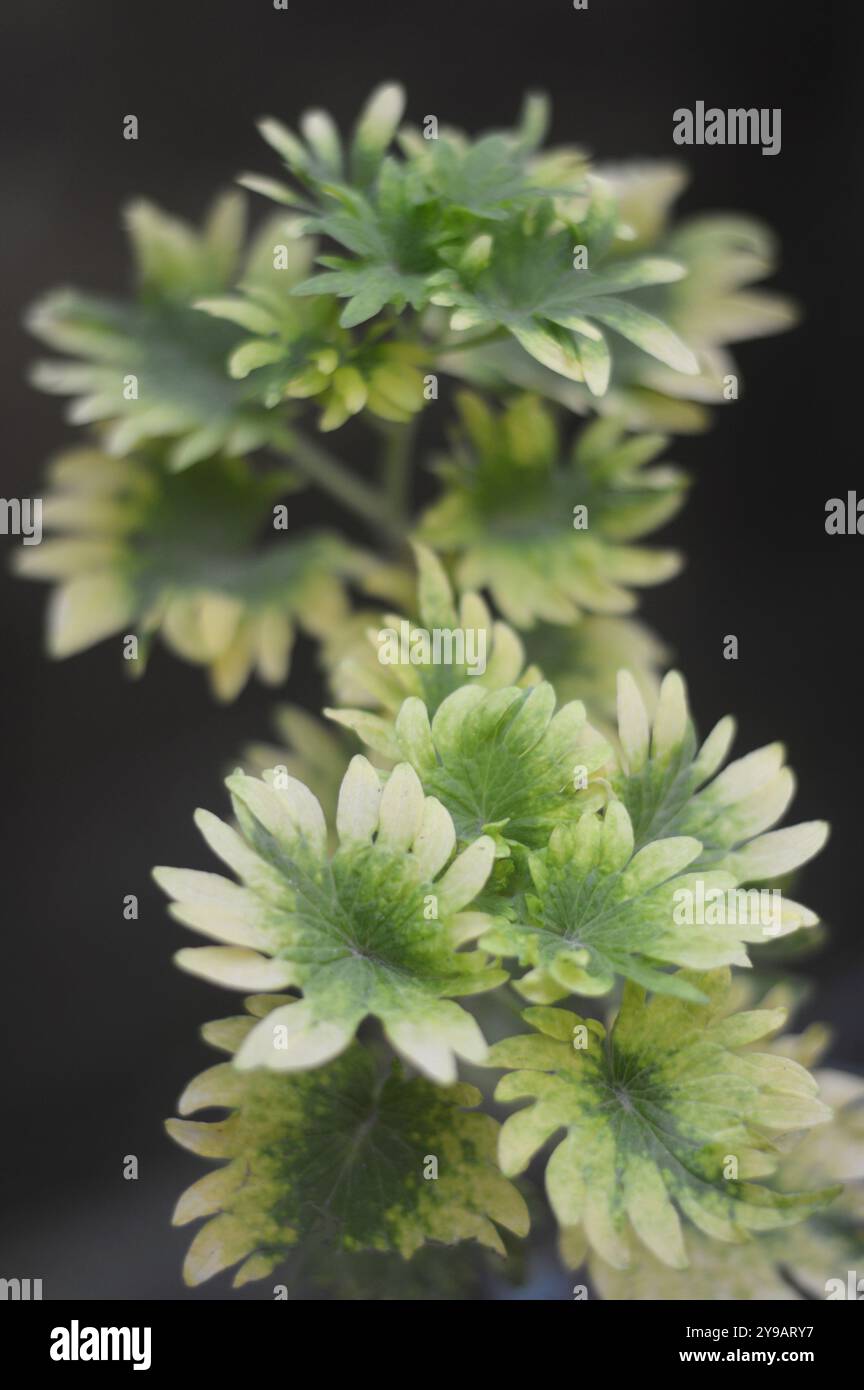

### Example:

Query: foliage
xmin=155 ymin=755 xmax=504 ymax=1082
xmin=14 ymin=445 xmax=361 ymax=698
xmin=418 ymin=397 xmax=686 ymax=626
xmin=168 ymin=998 xmax=528 ymax=1286
xmin=17 ymin=85 xmax=840 ymax=1301
xmin=584 ymin=990 xmax=864 ymax=1297
xmin=487 ymin=970 xmax=837 ymax=1272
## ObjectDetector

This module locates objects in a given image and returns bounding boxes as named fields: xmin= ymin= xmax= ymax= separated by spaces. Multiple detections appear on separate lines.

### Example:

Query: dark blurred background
xmin=0 ymin=0 xmax=858 ymax=1299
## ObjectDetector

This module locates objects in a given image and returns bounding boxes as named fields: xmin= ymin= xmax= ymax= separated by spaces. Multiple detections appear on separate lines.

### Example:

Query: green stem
xmin=379 ymin=419 xmax=417 ymax=525
xmin=273 ymin=427 xmax=404 ymax=546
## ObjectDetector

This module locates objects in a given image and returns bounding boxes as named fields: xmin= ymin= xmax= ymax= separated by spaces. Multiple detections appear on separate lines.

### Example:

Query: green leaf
xmin=654 ymin=210 xmax=798 ymax=350
xmin=612 ymin=670 xmax=829 ymax=926
xmin=203 ymin=258 xmax=429 ymax=430
xmin=480 ymin=798 xmax=775 ymax=1003
xmin=350 ymin=83 xmax=406 ymax=187
xmin=437 ymin=160 xmax=797 ymax=427
xmin=415 ymin=133 xmax=581 ymax=222
xmin=155 ymin=755 xmax=506 ymax=1082
xmin=590 ymin=1202 xmax=864 ymax=1300
xmin=418 ymin=394 xmax=686 ymax=628
xmin=124 ymin=193 xmax=247 ymax=300
xmin=26 ymin=197 xmax=296 ymax=470
xmin=295 ymin=167 xmax=442 ymax=326
xmin=586 ymin=296 xmax=699 ymax=375
xmin=587 ymin=1041 xmax=864 ymax=1298
xmin=430 ymin=212 xmax=698 ymax=395
xmin=15 ymin=446 xmax=361 ymax=699
xmin=381 ymin=681 xmax=610 ymax=852
xmin=324 ymin=542 xmax=536 ymax=727
xmin=228 ymin=338 xmax=287 ymax=378
xmin=168 ymin=1022 xmax=529 ymax=1285
xmin=487 ymin=969 xmax=838 ymax=1269
xmin=243 ymin=705 xmax=355 ymax=851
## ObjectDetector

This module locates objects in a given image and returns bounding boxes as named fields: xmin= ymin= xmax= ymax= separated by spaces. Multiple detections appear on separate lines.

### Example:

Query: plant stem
xmin=380 ymin=419 xmax=417 ymax=525
xmin=273 ymin=427 xmax=404 ymax=546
